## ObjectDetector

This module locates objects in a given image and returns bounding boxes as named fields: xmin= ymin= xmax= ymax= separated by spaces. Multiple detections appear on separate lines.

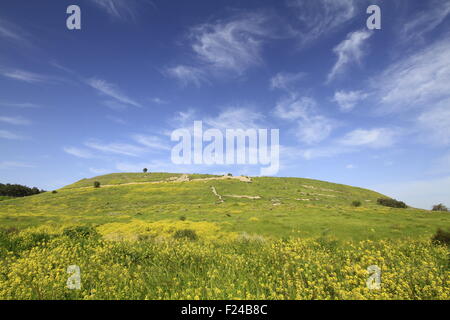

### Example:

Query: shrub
xmin=431 ymin=228 xmax=450 ymax=246
xmin=432 ymin=204 xmax=449 ymax=212
xmin=143 ymin=168 xmax=148 ymax=173
xmin=93 ymin=181 xmax=101 ymax=188
xmin=52 ymin=190 xmax=58 ymax=194
xmin=227 ymin=173 xmax=233 ymax=177
xmin=377 ymin=198 xmax=407 ymax=208
xmin=62 ymin=226 xmax=99 ymax=239
xmin=173 ymin=229 xmax=198 ymax=241
xmin=351 ymin=200 xmax=362 ymax=207
xmin=179 ymin=216 xmax=186 ymax=221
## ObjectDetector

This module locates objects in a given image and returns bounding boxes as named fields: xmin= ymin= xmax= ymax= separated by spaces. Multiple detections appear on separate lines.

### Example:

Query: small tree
xmin=93 ymin=181 xmax=101 ymax=188
xmin=352 ymin=200 xmax=362 ymax=207
xmin=432 ymin=204 xmax=449 ymax=212
xmin=143 ymin=168 xmax=148 ymax=173
xmin=431 ymin=228 xmax=450 ymax=246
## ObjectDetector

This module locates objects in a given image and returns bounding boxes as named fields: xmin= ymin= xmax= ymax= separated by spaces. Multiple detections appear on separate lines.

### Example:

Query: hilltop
xmin=0 ymin=172 xmax=448 ymax=241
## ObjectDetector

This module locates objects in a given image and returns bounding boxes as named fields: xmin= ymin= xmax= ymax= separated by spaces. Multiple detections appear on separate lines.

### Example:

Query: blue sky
xmin=1 ymin=0 xmax=450 ymax=209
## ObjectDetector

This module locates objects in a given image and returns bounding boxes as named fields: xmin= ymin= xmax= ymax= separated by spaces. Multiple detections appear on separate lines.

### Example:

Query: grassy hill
xmin=0 ymin=173 xmax=448 ymax=300
xmin=0 ymin=172 xmax=448 ymax=241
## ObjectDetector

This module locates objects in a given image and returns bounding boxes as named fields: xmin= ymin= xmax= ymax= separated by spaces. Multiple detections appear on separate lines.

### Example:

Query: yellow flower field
xmin=0 ymin=226 xmax=448 ymax=300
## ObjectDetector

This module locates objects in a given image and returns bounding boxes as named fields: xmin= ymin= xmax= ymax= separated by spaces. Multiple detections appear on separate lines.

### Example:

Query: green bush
xmin=143 ymin=168 xmax=148 ymax=173
xmin=0 ymin=183 xmax=45 ymax=197
xmin=62 ymin=226 xmax=99 ymax=239
xmin=179 ymin=216 xmax=186 ymax=221
xmin=432 ymin=204 xmax=449 ymax=212
xmin=173 ymin=229 xmax=198 ymax=241
xmin=93 ymin=181 xmax=101 ymax=188
xmin=351 ymin=200 xmax=362 ymax=207
xmin=431 ymin=229 xmax=450 ymax=246
xmin=52 ymin=190 xmax=58 ymax=194
xmin=377 ymin=198 xmax=407 ymax=208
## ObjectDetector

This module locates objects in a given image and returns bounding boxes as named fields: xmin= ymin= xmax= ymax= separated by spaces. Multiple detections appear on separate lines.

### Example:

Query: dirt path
xmin=224 ymin=195 xmax=261 ymax=200
xmin=210 ymin=186 xmax=224 ymax=203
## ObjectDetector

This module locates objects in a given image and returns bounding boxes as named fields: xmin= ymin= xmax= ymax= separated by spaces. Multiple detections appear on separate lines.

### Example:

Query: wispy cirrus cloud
xmin=338 ymin=128 xmax=398 ymax=149
xmin=0 ymin=69 xmax=54 ymax=84
xmin=0 ymin=101 xmax=40 ymax=108
xmin=274 ymin=95 xmax=337 ymax=145
xmin=166 ymin=12 xmax=277 ymax=86
xmin=165 ymin=65 xmax=207 ymax=87
xmin=190 ymin=13 xmax=271 ymax=73
xmin=90 ymin=0 xmax=151 ymax=21
xmin=374 ymin=36 xmax=450 ymax=112
xmin=0 ymin=18 xmax=32 ymax=47
xmin=288 ymin=0 xmax=359 ymax=45
xmin=132 ymin=134 xmax=171 ymax=151
xmin=85 ymin=140 xmax=146 ymax=157
xmin=270 ymin=72 xmax=306 ymax=92
xmin=204 ymin=108 xmax=265 ymax=130
xmin=327 ymin=29 xmax=372 ymax=82
xmin=63 ymin=147 xmax=95 ymax=159
xmin=0 ymin=116 xmax=31 ymax=125
xmin=333 ymin=90 xmax=368 ymax=111
xmin=0 ymin=129 xmax=25 ymax=140
xmin=400 ymin=0 xmax=450 ymax=43
xmin=0 ymin=161 xmax=34 ymax=169
xmin=86 ymin=78 xmax=141 ymax=108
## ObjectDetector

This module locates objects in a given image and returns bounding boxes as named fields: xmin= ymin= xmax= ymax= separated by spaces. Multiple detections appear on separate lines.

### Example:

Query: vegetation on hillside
xmin=0 ymin=227 xmax=448 ymax=300
xmin=0 ymin=183 xmax=45 ymax=198
xmin=0 ymin=173 xmax=448 ymax=300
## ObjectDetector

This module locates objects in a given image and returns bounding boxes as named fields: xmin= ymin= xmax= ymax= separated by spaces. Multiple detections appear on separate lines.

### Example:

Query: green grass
xmin=1 ymin=173 xmax=448 ymax=241
xmin=0 ymin=196 xmax=14 ymax=201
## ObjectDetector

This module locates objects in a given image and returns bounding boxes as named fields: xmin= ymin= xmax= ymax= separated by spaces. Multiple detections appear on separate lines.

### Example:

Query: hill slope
xmin=0 ymin=173 xmax=448 ymax=241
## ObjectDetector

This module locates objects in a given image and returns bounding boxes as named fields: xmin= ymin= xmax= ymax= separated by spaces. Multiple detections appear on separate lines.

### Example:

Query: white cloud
xmin=132 ymin=134 xmax=170 ymax=151
xmin=0 ymin=161 xmax=34 ymax=169
xmin=165 ymin=65 xmax=207 ymax=87
xmin=374 ymin=37 xmax=450 ymax=112
xmin=338 ymin=128 xmax=397 ymax=148
xmin=151 ymin=97 xmax=167 ymax=104
xmin=0 ymin=116 xmax=31 ymax=125
xmin=85 ymin=140 xmax=145 ymax=157
xmin=333 ymin=90 xmax=368 ymax=111
xmin=346 ymin=164 xmax=355 ymax=169
xmin=288 ymin=0 xmax=358 ymax=44
xmin=0 ymin=69 xmax=52 ymax=83
xmin=90 ymin=0 xmax=148 ymax=21
xmin=0 ymin=129 xmax=24 ymax=140
xmin=327 ymin=29 xmax=372 ymax=82
xmin=274 ymin=96 xmax=316 ymax=120
xmin=270 ymin=72 xmax=305 ymax=91
xmin=204 ymin=108 xmax=265 ymax=130
xmin=87 ymin=78 xmax=141 ymax=107
xmin=63 ymin=147 xmax=94 ymax=159
xmin=0 ymin=18 xmax=31 ymax=46
xmin=190 ymin=13 xmax=270 ymax=73
xmin=401 ymin=0 xmax=450 ymax=42
xmin=274 ymin=95 xmax=336 ymax=145
xmin=0 ymin=102 xmax=40 ymax=108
